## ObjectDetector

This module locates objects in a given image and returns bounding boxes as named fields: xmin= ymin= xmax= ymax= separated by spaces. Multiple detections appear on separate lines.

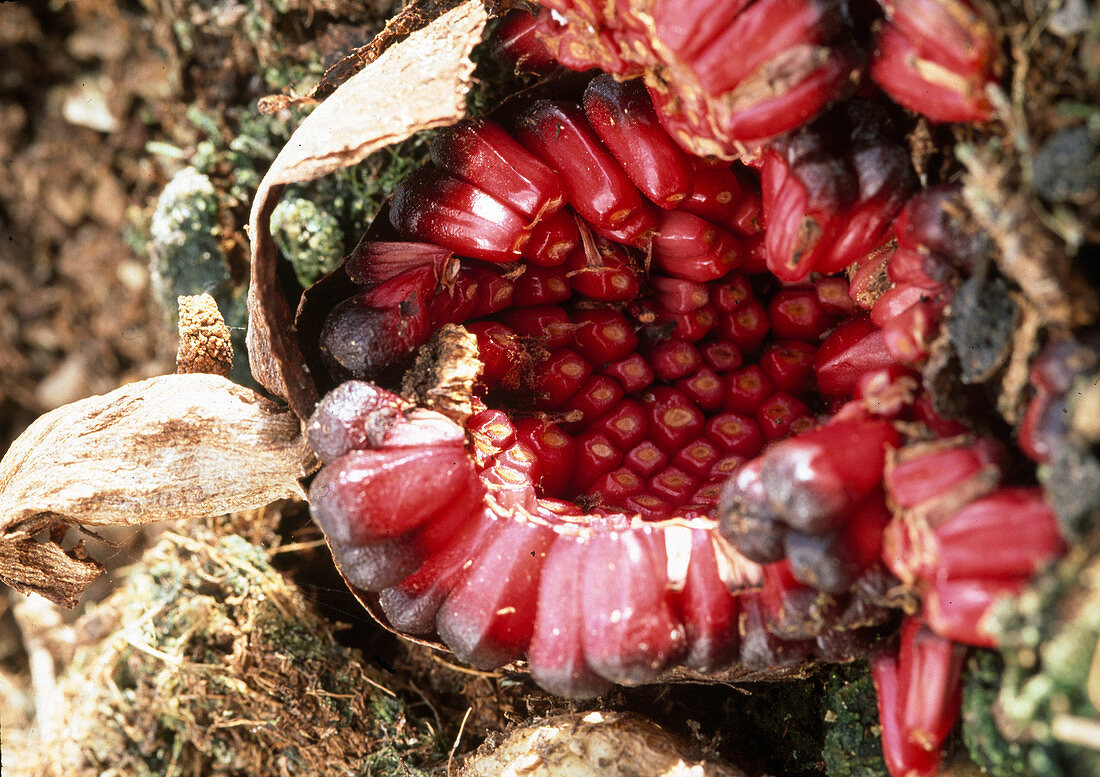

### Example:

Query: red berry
xmin=570 ymin=430 xmax=625 ymax=494
xmin=345 ymin=241 xmax=457 ymax=288
xmin=583 ymin=74 xmax=694 ymax=209
xmin=815 ymin=315 xmax=896 ymax=396
xmin=430 ymin=118 xmax=567 ymax=223
xmin=390 ymin=167 xmax=530 ymax=263
xmin=565 ymin=241 xmax=642 ymax=302
xmin=677 ymin=527 xmax=743 ymax=671
xmin=652 ymin=276 xmax=711 ymax=313
xmin=650 ymin=466 xmax=700 ymax=504
xmin=769 ymin=288 xmax=830 ymax=341
xmin=436 ymin=519 xmax=555 ymax=668
xmin=711 ymin=273 xmax=755 ymax=313
xmin=467 ymin=321 xmax=522 ymax=388
xmin=648 ymin=339 xmax=704 ymax=381
xmin=760 ymin=340 xmax=818 ymax=395
xmin=676 ymin=367 xmax=725 ymax=411
xmin=723 ymin=365 xmax=775 ymax=414
xmin=497 ymin=304 xmax=574 ymax=349
xmin=528 ymin=535 xmax=613 ymax=698
xmin=871 ymin=0 xmax=998 ymax=124
xmin=563 ymin=374 xmax=626 ymax=426
xmin=512 ymin=266 xmax=572 ymax=306
xmin=589 ymin=466 xmax=647 ymax=506
xmin=515 ymin=419 xmax=577 ymax=498
xmin=571 ymin=308 xmax=639 ymax=363
xmin=701 ymin=340 xmax=744 ymax=373
xmin=673 ymin=437 xmax=721 ymax=477
xmin=624 ymin=440 xmax=669 ymax=478
xmin=923 ymin=577 xmax=1025 ymax=648
xmin=523 ymin=208 xmax=581 ymax=266
xmin=653 ymin=211 xmax=743 ymax=282
xmin=590 ymin=398 xmax=650 ymax=449
xmin=680 ymin=162 xmax=746 ymax=227
xmin=872 ymin=650 xmax=943 ymax=777
xmin=646 ymin=387 xmax=706 ymax=452
xmin=718 ymin=299 xmax=770 ymax=352
xmin=603 ymin=353 xmax=655 ymax=394
xmin=932 ymin=488 xmax=1065 ymax=581
xmin=705 ymin=412 xmax=766 ymax=458
xmin=531 ymin=348 xmax=594 ymax=408
xmin=492 ymin=9 xmax=558 ymax=73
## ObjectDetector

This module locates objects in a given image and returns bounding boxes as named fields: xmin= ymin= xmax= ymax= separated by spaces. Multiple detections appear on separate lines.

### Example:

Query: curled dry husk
xmin=0 ymin=1 xmax=488 ymax=607
xmin=0 ymin=374 xmax=314 ymax=605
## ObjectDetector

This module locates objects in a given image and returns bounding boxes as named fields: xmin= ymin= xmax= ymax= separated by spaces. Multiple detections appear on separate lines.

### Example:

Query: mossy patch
xmin=20 ymin=528 xmax=442 ymax=777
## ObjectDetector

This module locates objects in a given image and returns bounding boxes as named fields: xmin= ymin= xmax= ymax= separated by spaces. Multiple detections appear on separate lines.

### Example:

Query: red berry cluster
xmin=872 ymin=437 xmax=1064 ymax=774
xmin=300 ymin=5 xmax=1064 ymax=776
xmin=312 ymin=70 xmax=923 ymax=694
xmin=505 ymin=0 xmax=999 ymax=156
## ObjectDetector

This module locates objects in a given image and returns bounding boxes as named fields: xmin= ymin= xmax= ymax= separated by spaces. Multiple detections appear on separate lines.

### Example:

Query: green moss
xmin=962 ymin=651 xmax=1036 ymax=777
xmin=270 ymin=197 xmax=345 ymax=287
xmin=822 ymin=663 xmax=890 ymax=777
xmin=962 ymin=546 xmax=1100 ymax=777
xmin=40 ymin=529 xmax=442 ymax=777
xmin=149 ymin=167 xmax=231 ymax=305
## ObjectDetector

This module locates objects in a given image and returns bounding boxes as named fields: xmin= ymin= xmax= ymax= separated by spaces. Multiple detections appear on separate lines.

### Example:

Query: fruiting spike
xmin=309 ymin=446 xmax=481 ymax=543
xmin=430 ymin=119 xmax=567 ymax=223
xmin=922 ymin=576 xmax=1025 ymax=648
xmin=320 ymin=267 xmax=435 ymax=378
xmin=306 ymin=381 xmax=408 ymax=464
xmin=871 ymin=650 xmax=942 ymax=777
xmin=677 ymin=528 xmax=741 ymax=671
xmin=871 ymin=0 xmax=998 ymax=124
xmin=344 ymin=241 xmax=457 ymax=288
xmin=758 ymin=418 xmax=900 ymax=534
xmin=932 ymin=487 xmax=1065 ymax=581
xmin=653 ymin=211 xmax=743 ymax=282
xmin=515 ymin=101 xmax=657 ymax=244
xmin=378 ymin=509 xmax=502 ymax=634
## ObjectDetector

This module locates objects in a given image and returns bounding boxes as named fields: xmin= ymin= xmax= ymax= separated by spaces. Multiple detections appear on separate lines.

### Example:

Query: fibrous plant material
xmin=6 ymin=528 xmax=440 ymax=777
xmin=0 ymin=373 xmax=316 ymax=605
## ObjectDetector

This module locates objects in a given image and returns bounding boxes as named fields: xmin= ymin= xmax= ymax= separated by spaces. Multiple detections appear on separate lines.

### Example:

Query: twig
xmin=447 ymin=706 xmax=473 ymax=777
